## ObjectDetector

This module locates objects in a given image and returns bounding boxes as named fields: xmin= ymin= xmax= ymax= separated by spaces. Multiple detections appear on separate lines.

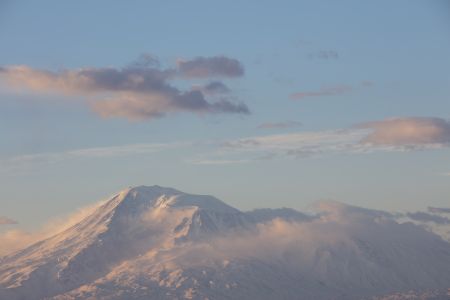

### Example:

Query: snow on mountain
xmin=1 ymin=186 xmax=450 ymax=300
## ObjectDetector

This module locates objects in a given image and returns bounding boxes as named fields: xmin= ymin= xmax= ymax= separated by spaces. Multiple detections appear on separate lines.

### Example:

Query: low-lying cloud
xmin=429 ymin=207 xmax=450 ymax=214
xmin=0 ymin=200 xmax=106 ymax=256
xmin=406 ymin=211 xmax=450 ymax=225
xmin=0 ymin=55 xmax=249 ymax=121
xmin=155 ymin=201 xmax=449 ymax=280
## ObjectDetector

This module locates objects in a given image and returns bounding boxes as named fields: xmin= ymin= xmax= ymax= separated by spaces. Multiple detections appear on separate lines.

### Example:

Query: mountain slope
xmin=1 ymin=186 xmax=450 ymax=300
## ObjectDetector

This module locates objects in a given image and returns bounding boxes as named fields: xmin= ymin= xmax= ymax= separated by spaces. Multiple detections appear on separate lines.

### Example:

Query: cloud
xmin=399 ymin=208 xmax=450 ymax=242
xmin=257 ymin=121 xmax=302 ymax=130
xmin=359 ymin=117 xmax=450 ymax=147
xmin=0 ymin=65 xmax=174 ymax=94
xmin=406 ymin=212 xmax=450 ymax=225
xmin=307 ymin=50 xmax=339 ymax=60
xmin=428 ymin=207 xmax=450 ymax=214
xmin=163 ymin=201 xmax=447 ymax=280
xmin=0 ymin=200 xmax=105 ymax=256
xmin=217 ymin=129 xmax=370 ymax=160
xmin=187 ymin=158 xmax=251 ymax=165
xmin=177 ymin=56 xmax=244 ymax=78
xmin=0 ymin=142 xmax=187 ymax=173
xmin=195 ymin=116 xmax=450 ymax=164
xmin=0 ymin=55 xmax=249 ymax=121
xmin=290 ymin=85 xmax=352 ymax=100
xmin=192 ymin=81 xmax=231 ymax=95
xmin=0 ymin=217 xmax=17 ymax=225
xmin=91 ymin=90 xmax=249 ymax=120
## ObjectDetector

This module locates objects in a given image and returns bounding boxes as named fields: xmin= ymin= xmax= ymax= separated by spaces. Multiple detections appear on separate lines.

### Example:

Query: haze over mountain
xmin=1 ymin=186 xmax=449 ymax=300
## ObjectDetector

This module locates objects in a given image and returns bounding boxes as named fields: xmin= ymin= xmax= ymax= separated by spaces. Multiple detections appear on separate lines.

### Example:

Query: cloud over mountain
xmin=428 ymin=207 xmax=450 ymax=214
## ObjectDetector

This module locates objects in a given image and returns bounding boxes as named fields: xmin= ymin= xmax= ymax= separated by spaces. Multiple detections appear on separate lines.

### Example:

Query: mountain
xmin=1 ymin=186 xmax=450 ymax=300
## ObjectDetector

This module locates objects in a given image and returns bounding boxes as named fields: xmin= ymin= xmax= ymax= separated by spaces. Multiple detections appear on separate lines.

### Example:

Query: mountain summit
xmin=1 ymin=186 xmax=450 ymax=300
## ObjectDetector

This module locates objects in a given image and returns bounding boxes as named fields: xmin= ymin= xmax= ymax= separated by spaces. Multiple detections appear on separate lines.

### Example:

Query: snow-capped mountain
xmin=1 ymin=186 xmax=450 ymax=300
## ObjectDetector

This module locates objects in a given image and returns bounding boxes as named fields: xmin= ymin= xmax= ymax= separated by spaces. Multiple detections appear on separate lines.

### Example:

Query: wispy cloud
xmin=307 ymin=50 xmax=339 ymax=60
xmin=219 ymin=129 xmax=370 ymax=160
xmin=257 ymin=121 xmax=302 ymax=130
xmin=187 ymin=158 xmax=251 ymax=165
xmin=194 ymin=117 xmax=450 ymax=164
xmin=290 ymin=85 xmax=352 ymax=100
xmin=0 ymin=142 xmax=187 ymax=172
xmin=0 ymin=216 xmax=17 ymax=225
xmin=0 ymin=55 xmax=249 ymax=121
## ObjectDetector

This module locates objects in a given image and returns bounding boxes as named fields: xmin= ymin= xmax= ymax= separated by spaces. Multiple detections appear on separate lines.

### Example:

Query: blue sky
xmin=0 ymin=0 xmax=449 ymax=230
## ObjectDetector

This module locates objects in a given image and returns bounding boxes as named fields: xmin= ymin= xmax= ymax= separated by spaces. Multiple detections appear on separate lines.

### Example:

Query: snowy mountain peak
xmin=112 ymin=185 xmax=239 ymax=213
xmin=1 ymin=186 xmax=450 ymax=300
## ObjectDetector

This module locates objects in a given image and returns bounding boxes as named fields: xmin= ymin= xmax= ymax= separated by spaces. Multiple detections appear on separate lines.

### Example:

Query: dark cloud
xmin=406 ymin=211 xmax=450 ymax=225
xmin=0 ymin=216 xmax=18 ymax=225
xmin=0 ymin=55 xmax=249 ymax=121
xmin=192 ymin=81 xmax=231 ymax=96
xmin=177 ymin=56 xmax=244 ymax=78
xmin=202 ymin=81 xmax=231 ymax=95
xmin=209 ymin=98 xmax=250 ymax=115
xmin=428 ymin=207 xmax=450 ymax=214
xmin=257 ymin=121 xmax=302 ymax=130
xmin=92 ymin=91 xmax=249 ymax=121
xmin=359 ymin=117 xmax=450 ymax=146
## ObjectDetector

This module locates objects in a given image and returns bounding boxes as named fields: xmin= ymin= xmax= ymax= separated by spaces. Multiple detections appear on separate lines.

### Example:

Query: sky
xmin=0 ymin=0 xmax=449 ymax=230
